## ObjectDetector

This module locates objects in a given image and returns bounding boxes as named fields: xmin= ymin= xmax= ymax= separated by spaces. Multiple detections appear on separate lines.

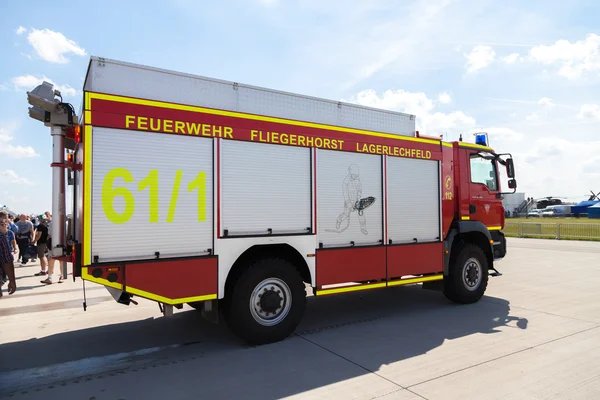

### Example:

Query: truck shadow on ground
xmin=0 ymin=286 xmax=528 ymax=398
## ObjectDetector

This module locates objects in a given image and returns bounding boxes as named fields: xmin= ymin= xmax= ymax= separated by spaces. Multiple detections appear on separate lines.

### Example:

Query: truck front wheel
xmin=444 ymin=243 xmax=489 ymax=304
xmin=225 ymin=258 xmax=306 ymax=345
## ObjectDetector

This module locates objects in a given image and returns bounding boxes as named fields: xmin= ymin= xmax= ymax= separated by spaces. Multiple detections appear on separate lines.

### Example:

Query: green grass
xmin=508 ymin=217 xmax=600 ymax=225
xmin=504 ymin=217 xmax=600 ymax=241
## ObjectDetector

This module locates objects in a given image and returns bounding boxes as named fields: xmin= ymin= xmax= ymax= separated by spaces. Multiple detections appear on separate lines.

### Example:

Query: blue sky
xmin=2 ymin=0 xmax=600 ymax=212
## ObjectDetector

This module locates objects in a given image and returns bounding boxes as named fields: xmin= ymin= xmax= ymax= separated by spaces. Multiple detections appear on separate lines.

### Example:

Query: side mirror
xmin=506 ymin=158 xmax=515 ymax=178
xmin=508 ymin=179 xmax=517 ymax=189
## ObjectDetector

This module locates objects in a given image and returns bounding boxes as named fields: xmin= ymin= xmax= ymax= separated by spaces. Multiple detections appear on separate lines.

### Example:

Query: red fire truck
xmin=27 ymin=57 xmax=516 ymax=345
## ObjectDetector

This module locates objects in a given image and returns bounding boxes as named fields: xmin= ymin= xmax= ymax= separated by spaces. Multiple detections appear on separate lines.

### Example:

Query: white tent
xmin=0 ymin=205 xmax=18 ymax=217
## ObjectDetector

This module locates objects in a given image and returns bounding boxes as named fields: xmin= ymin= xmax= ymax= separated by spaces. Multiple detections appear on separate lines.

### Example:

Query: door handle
xmin=469 ymin=204 xmax=476 ymax=214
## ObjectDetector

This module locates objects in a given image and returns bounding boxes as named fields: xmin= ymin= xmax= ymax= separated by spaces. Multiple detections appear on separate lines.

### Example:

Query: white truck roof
xmin=83 ymin=56 xmax=416 ymax=137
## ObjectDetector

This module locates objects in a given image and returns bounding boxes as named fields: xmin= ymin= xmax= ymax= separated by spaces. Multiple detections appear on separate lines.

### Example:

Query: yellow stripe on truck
xmin=316 ymin=282 xmax=386 ymax=296
xmin=81 ymin=269 xmax=123 ymax=290
xmin=83 ymin=125 xmax=92 ymax=266
xmin=387 ymin=274 xmax=443 ymax=287
xmin=87 ymin=92 xmax=442 ymax=146
xmin=125 ymin=286 xmax=217 ymax=305
xmin=458 ymin=142 xmax=494 ymax=152
xmin=315 ymin=274 xmax=445 ymax=296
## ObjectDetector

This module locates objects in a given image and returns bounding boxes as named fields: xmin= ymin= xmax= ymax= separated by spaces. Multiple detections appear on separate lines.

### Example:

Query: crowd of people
xmin=0 ymin=211 xmax=62 ymax=297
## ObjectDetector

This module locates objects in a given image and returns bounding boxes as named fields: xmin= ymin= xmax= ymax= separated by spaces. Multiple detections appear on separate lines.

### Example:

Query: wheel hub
xmin=249 ymin=278 xmax=292 ymax=326
xmin=462 ymin=258 xmax=482 ymax=291
xmin=260 ymin=288 xmax=283 ymax=314
xmin=466 ymin=265 xmax=478 ymax=283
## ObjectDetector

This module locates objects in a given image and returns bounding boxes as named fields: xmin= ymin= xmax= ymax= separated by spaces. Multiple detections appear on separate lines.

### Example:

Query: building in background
xmin=502 ymin=192 xmax=526 ymax=215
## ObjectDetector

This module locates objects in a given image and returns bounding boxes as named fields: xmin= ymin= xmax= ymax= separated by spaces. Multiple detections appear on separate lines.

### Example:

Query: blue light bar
xmin=475 ymin=133 xmax=488 ymax=146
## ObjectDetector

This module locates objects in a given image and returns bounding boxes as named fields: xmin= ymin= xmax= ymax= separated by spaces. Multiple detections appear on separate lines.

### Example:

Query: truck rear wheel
xmin=444 ymin=243 xmax=489 ymax=304
xmin=225 ymin=257 xmax=306 ymax=345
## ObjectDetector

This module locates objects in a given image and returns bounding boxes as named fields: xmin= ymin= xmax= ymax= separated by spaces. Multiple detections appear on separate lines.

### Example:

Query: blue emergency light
xmin=475 ymin=133 xmax=488 ymax=146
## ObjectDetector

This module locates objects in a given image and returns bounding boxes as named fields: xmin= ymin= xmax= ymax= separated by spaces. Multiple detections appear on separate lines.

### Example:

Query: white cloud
xmin=526 ymin=113 xmax=539 ymax=121
xmin=438 ymin=92 xmax=452 ymax=104
xmin=578 ymin=104 xmax=600 ymax=120
xmin=26 ymin=28 xmax=86 ymax=64
xmin=426 ymin=111 xmax=475 ymax=134
xmin=465 ymin=45 xmax=496 ymax=72
xmin=0 ymin=124 xmax=39 ymax=159
xmin=502 ymin=53 xmax=520 ymax=64
xmin=346 ymin=88 xmax=475 ymax=135
xmin=537 ymin=97 xmax=555 ymax=109
xmin=0 ymin=170 xmax=34 ymax=185
xmin=11 ymin=74 xmax=77 ymax=97
xmin=528 ymin=33 xmax=600 ymax=79
xmin=350 ymin=88 xmax=434 ymax=117
xmin=16 ymin=26 xmax=27 ymax=35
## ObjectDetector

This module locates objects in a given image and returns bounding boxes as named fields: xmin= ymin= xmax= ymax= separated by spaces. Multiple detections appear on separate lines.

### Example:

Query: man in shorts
xmin=0 ymin=212 xmax=17 ymax=297
xmin=33 ymin=215 xmax=50 ymax=276
xmin=40 ymin=213 xmax=63 ymax=284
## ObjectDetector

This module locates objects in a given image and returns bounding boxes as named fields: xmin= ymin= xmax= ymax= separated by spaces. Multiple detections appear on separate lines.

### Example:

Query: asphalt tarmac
xmin=1 ymin=237 xmax=599 ymax=399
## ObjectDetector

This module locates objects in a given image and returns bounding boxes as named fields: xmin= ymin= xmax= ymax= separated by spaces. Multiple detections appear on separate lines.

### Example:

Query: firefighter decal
xmin=327 ymin=164 xmax=376 ymax=235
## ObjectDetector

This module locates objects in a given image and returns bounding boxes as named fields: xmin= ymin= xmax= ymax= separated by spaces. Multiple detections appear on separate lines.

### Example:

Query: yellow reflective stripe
xmin=81 ymin=267 xmax=123 ymax=290
xmin=125 ymin=286 xmax=217 ymax=305
xmin=315 ymin=282 xmax=386 ymax=296
xmin=458 ymin=142 xmax=493 ymax=151
xmin=83 ymin=125 xmax=92 ymax=266
xmin=442 ymin=142 xmax=453 ymax=148
xmin=488 ymin=226 xmax=502 ymax=231
xmin=387 ymin=274 xmax=443 ymax=287
xmin=87 ymin=92 xmax=441 ymax=146
xmin=316 ymin=275 xmax=445 ymax=296
xmin=461 ymin=216 xmax=471 ymax=221
xmin=85 ymin=92 xmax=91 ymax=110
xmin=84 ymin=110 xmax=92 ymax=125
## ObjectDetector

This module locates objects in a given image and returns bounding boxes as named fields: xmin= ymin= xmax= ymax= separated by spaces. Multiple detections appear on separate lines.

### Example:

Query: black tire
xmin=224 ymin=257 xmax=306 ymax=346
xmin=444 ymin=243 xmax=489 ymax=304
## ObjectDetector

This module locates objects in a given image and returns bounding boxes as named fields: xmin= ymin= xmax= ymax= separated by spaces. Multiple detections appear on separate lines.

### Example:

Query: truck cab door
xmin=465 ymin=151 xmax=503 ymax=229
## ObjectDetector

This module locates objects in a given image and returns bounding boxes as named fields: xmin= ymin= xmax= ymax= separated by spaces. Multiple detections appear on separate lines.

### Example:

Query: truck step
xmin=489 ymin=267 xmax=503 ymax=277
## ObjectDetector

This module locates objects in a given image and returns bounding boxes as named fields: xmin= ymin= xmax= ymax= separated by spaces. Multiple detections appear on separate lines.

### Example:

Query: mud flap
xmin=201 ymin=299 xmax=219 ymax=324
xmin=106 ymin=287 xmax=137 ymax=305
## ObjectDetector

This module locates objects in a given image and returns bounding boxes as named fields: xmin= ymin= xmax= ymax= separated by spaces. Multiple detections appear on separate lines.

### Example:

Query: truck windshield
xmin=470 ymin=155 xmax=497 ymax=191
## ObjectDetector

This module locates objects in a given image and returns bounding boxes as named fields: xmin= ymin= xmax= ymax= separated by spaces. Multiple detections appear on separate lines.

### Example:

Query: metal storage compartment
xmin=83 ymin=57 xmax=416 ymax=137
xmin=316 ymin=149 xmax=383 ymax=247
xmin=90 ymin=127 xmax=214 ymax=262
xmin=220 ymin=140 xmax=312 ymax=236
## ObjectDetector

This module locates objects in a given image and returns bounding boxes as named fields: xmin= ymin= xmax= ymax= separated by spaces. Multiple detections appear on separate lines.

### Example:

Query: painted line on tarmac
xmin=0 ymin=342 xmax=203 ymax=397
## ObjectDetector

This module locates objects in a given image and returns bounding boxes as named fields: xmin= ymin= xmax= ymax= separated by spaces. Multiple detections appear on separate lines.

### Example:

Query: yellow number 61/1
xmin=101 ymin=168 xmax=207 ymax=224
